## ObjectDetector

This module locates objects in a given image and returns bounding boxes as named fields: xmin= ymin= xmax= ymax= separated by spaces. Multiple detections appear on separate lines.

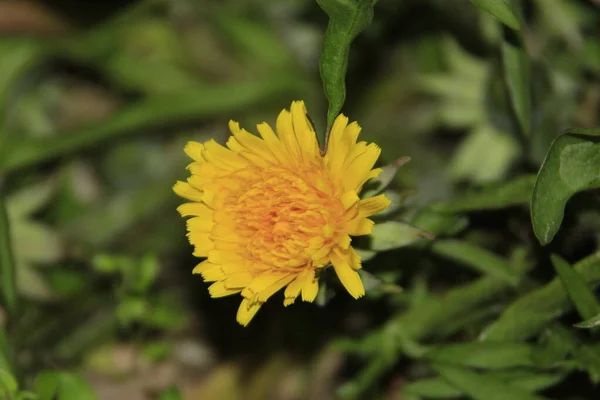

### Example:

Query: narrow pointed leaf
xmin=0 ymin=78 xmax=304 ymax=173
xmin=433 ymin=364 xmax=545 ymax=400
xmin=481 ymin=251 xmax=600 ymax=341
xmin=318 ymin=0 xmax=376 ymax=132
xmin=551 ymin=254 xmax=600 ymax=322
xmin=432 ymin=174 xmax=536 ymax=213
xmin=370 ymin=221 xmax=434 ymax=251
xmin=0 ymin=194 xmax=17 ymax=314
xmin=426 ymin=342 xmax=536 ymax=370
xmin=431 ymin=240 xmax=521 ymax=286
xmin=502 ymin=41 xmax=531 ymax=135
xmin=470 ymin=0 xmax=521 ymax=30
xmin=574 ymin=312 xmax=600 ymax=329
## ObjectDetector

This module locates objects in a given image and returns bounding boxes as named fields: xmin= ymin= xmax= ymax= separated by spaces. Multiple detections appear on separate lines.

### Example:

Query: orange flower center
xmin=222 ymin=164 xmax=345 ymax=270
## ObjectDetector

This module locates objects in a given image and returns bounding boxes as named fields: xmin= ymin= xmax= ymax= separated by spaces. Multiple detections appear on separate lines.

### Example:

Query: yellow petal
xmin=202 ymin=139 xmax=248 ymax=171
xmin=201 ymin=264 xmax=225 ymax=282
xmin=241 ymin=273 xmax=287 ymax=299
xmin=186 ymin=216 xmax=214 ymax=233
xmin=345 ymin=217 xmax=374 ymax=236
xmin=301 ymin=271 xmax=319 ymax=302
xmin=342 ymin=143 xmax=381 ymax=191
xmin=340 ymin=190 xmax=359 ymax=209
xmin=358 ymin=194 xmax=391 ymax=217
xmin=290 ymin=101 xmax=319 ymax=158
xmin=256 ymin=274 xmax=295 ymax=302
xmin=184 ymin=141 xmax=205 ymax=162
xmin=224 ymin=272 xmax=254 ymax=289
xmin=173 ymin=181 xmax=203 ymax=202
xmin=330 ymin=249 xmax=365 ymax=299
xmin=188 ymin=232 xmax=214 ymax=256
xmin=276 ymin=109 xmax=301 ymax=160
xmin=256 ymin=122 xmax=290 ymax=165
xmin=230 ymin=121 xmax=278 ymax=163
xmin=208 ymin=281 xmax=240 ymax=298
xmin=208 ymin=250 xmax=244 ymax=264
xmin=325 ymin=114 xmax=350 ymax=174
xmin=177 ymin=203 xmax=213 ymax=217
xmin=236 ymin=298 xmax=262 ymax=326
xmin=348 ymin=246 xmax=362 ymax=270
xmin=283 ymin=272 xmax=309 ymax=306
xmin=192 ymin=260 xmax=213 ymax=274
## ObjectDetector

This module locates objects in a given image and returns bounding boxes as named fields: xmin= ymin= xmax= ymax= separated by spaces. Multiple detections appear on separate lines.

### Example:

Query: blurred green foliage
xmin=1 ymin=0 xmax=600 ymax=399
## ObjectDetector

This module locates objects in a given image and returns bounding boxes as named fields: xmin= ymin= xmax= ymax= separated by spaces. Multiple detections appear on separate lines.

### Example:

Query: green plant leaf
xmin=426 ymin=342 xmax=536 ymax=370
xmin=470 ymin=0 xmax=521 ymax=30
xmin=551 ymin=254 xmax=600 ymax=322
xmin=0 ymin=77 xmax=305 ymax=173
xmin=362 ymin=157 xmax=410 ymax=198
xmin=35 ymin=371 xmax=97 ymax=400
xmin=432 ymin=174 xmax=536 ymax=213
xmin=0 ymin=329 xmax=13 ymax=373
xmin=0 ymin=193 xmax=17 ymax=314
xmin=481 ymin=251 xmax=600 ymax=341
xmin=531 ymin=129 xmax=600 ymax=245
xmin=370 ymin=221 xmax=434 ymax=251
xmin=432 ymin=364 xmax=545 ymax=400
xmin=574 ymin=312 xmax=600 ymax=329
xmin=158 ymin=386 xmax=182 ymax=400
xmin=0 ymin=369 xmax=18 ymax=395
xmin=402 ymin=377 xmax=462 ymax=398
xmin=449 ymin=124 xmax=521 ymax=183
xmin=318 ymin=0 xmax=376 ymax=132
xmin=430 ymin=240 xmax=521 ymax=286
xmin=5 ymin=179 xmax=56 ymax=219
xmin=402 ymin=371 xmax=563 ymax=399
xmin=131 ymin=253 xmax=159 ymax=293
xmin=502 ymin=41 xmax=531 ymax=135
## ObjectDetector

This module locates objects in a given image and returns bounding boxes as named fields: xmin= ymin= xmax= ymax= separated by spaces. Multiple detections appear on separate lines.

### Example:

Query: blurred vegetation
xmin=1 ymin=0 xmax=600 ymax=399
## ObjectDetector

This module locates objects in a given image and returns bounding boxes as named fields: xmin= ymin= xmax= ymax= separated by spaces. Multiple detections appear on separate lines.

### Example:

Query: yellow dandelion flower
xmin=174 ymin=101 xmax=390 ymax=326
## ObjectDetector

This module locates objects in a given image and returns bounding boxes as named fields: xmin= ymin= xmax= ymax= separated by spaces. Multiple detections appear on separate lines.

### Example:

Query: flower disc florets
xmin=174 ymin=101 xmax=390 ymax=326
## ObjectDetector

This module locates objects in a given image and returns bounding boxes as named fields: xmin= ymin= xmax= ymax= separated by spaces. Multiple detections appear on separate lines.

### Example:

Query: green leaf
xmin=433 ymin=364 xmax=545 ymax=400
xmin=411 ymin=209 xmax=469 ymax=236
xmin=502 ymin=41 xmax=531 ymax=136
xmin=131 ymin=253 xmax=159 ymax=293
xmin=35 ymin=371 xmax=97 ymax=400
xmin=359 ymin=270 xmax=402 ymax=295
xmin=531 ymin=129 xmax=600 ymax=245
xmin=470 ymin=0 xmax=521 ymax=30
xmin=449 ymin=124 xmax=520 ymax=183
xmin=0 ymin=329 xmax=12 ymax=373
xmin=0 ymin=369 xmax=18 ymax=395
xmin=362 ymin=157 xmax=410 ymax=198
xmin=5 ymin=179 xmax=56 ymax=219
xmin=0 ymin=77 xmax=305 ymax=173
xmin=402 ymin=371 xmax=563 ymax=399
xmin=426 ymin=342 xmax=536 ymax=370
xmin=318 ymin=0 xmax=376 ymax=131
xmin=432 ymin=174 xmax=536 ymax=213
xmin=430 ymin=240 xmax=521 ymax=286
xmin=402 ymin=377 xmax=462 ymax=398
xmin=370 ymin=221 xmax=434 ymax=251
xmin=481 ymin=251 xmax=600 ymax=341
xmin=0 ymin=193 xmax=17 ymax=314
xmin=574 ymin=312 xmax=600 ymax=329
xmin=551 ymin=254 xmax=600 ymax=321
xmin=158 ymin=387 xmax=182 ymax=400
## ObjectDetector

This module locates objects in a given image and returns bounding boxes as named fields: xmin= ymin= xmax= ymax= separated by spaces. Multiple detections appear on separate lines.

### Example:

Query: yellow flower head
xmin=174 ymin=101 xmax=390 ymax=326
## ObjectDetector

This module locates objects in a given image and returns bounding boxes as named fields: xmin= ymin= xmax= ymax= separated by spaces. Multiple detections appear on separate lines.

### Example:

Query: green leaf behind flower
xmin=470 ymin=0 xmax=521 ymax=30
xmin=318 ymin=0 xmax=376 ymax=133
xmin=531 ymin=128 xmax=600 ymax=245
